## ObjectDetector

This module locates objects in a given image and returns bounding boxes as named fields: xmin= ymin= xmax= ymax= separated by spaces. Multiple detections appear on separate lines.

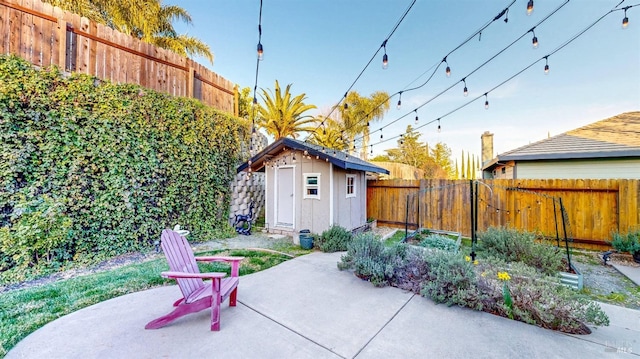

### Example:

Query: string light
xmin=382 ymin=40 xmax=389 ymax=69
xmin=462 ymin=78 xmax=468 ymax=97
xmin=397 ymin=92 xmax=402 ymax=109
xmin=257 ymin=43 xmax=264 ymax=60
xmin=527 ymin=0 xmax=534 ymax=16
xmin=380 ymin=130 xmax=383 ymax=141
xmin=400 ymin=134 xmax=404 ymax=145
xmin=370 ymin=145 xmax=373 ymax=155
xmin=484 ymin=93 xmax=489 ymax=109
xmin=531 ymin=29 xmax=539 ymax=48
xmin=623 ymin=7 xmax=629 ymax=28
xmin=415 ymin=110 xmax=419 ymax=124
xmin=443 ymin=57 xmax=451 ymax=77
xmin=504 ymin=8 xmax=509 ymax=23
xmin=343 ymin=93 xmax=348 ymax=109
xmin=437 ymin=118 xmax=441 ymax=132
xmin=544 ymin=56 xmax=549 ymax=74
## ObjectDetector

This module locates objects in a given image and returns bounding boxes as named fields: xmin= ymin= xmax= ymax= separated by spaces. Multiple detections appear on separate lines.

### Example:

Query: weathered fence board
xmin=0 ymin=0 xmax=235 ymax=114
xmin=368 ymin=179 xmax=640 ymax=250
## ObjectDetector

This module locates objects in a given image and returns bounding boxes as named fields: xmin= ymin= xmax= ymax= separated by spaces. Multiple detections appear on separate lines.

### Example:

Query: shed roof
xmin=483 ymin=111 xmax=640 ymax=169
xmin=237 ymin=137 xmax=390 ymax=174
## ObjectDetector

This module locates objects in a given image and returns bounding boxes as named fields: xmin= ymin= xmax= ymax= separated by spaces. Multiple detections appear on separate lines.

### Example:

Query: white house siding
xmin=333 ymin=170 xmax=366 ymax=231
xmin=516 ymin=158 xmax=640 ymax=179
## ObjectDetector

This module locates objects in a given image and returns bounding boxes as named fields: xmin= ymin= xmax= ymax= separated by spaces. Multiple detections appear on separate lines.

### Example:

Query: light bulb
xmin=438 ymin=124 xmax=441 ymax=133
xmin=257 ymin=43 xmax=264 ymax=60
xmin=445 ymin=66 xmax=451 ymax=77
xmin=623 ymin=16 xmax=629 ymax=29
xmin=527 ymin=0 xmax=533 ymax=15
xmin=544 ymin=64 xmax=549 ymax=74
xmin=344 ymin=102 xmax=348 ymax=109
xmin=396 ymin=99 xmax=401 ymax=110
xmin=382 ymin=53 xmax=388 ymax=69
xmin=463 ymin=86 xmax=468 ymax=97
xmin=415 ymin=115 xmax=419 ymax=124
xmin=532 ymin=36 xmax=538 ymax=48
xmin=485 ymin=100 xmax=489 ymax=109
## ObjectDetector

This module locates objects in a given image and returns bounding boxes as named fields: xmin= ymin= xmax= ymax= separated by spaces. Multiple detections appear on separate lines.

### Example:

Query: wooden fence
xmin=367 ymin=179 xmax=640 ymax=250
xmin=0 ymin=0 xmax=235 ymax=113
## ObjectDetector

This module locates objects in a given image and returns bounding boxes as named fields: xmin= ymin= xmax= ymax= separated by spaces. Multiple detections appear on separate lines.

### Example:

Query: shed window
xmin=501 ymin=167 xmax=506 ymax=174
xmin=304 ymin=173 xmax=320 ymax=199
xmin=346 ymin=174 xmax=356 ymax=198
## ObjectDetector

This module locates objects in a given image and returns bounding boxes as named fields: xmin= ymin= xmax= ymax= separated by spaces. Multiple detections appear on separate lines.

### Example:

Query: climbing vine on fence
xmin=0 ymin=55 xmax=250 ymax=282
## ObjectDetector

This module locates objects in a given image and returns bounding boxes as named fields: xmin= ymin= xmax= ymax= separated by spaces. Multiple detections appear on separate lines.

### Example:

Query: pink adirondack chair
xmin=145 ymin=229 xmax=244 ymax=331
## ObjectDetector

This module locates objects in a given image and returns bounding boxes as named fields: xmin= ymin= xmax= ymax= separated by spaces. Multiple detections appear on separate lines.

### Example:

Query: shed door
xmin=276 ymin=167 xmax=294 ymax=227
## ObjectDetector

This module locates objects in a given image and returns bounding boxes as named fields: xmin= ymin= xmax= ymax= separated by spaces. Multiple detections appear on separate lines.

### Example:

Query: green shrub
xmin=610 ymin=229 xmax=640 ymax=254
xmin=0 ymin=194 xmax=72 ymax=281
xmin=316 ymin=225 xmax=352 ymax=252
xmin=419 ymin=234 xmax=458 ymax=252
xmin=0 ymin=55 xmax=248 ymax=282
xmin=420 ymin=250 xmax=484 ymax=308
xmin=477 ymin=227 xmax=563 ymax=275
xmin=338 ymin=232 xmax=394 ymax=286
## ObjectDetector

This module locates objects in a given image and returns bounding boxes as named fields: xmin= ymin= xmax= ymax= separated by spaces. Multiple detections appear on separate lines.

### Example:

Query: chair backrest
xmin=160 ymin=229 xmax=205 ymax=299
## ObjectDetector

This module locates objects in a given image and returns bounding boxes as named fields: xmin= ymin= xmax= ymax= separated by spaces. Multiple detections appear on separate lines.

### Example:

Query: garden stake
xmin=553 ymin=199 xmax=560 ymax=247
xmin=559 ymin=197 xmax=572 ymax=271
xmin=470 ymin=180 xmax=476 ymax=261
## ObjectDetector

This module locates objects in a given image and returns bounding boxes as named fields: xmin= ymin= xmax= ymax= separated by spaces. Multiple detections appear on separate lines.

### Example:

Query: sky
xmin=168 ymin=0 xmax=640 ymax=165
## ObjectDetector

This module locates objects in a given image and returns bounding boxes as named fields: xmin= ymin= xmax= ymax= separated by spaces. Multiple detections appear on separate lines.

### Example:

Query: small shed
xmin=237 ymin=138 xmax=389 ymax=239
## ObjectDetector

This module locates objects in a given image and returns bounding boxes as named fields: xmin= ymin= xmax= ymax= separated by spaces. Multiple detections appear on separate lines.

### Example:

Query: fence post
xmin=234 ymin=84 xmax=239 ymax=117
xmin=187 ymin=66 xmax=194 ymax=99
xmin=56 ymin=19 xmax=66 ymax=70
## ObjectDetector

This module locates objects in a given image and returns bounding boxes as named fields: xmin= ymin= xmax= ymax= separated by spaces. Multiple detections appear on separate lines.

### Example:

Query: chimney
xmin=481 ymin=131 xmax=494 ymax=166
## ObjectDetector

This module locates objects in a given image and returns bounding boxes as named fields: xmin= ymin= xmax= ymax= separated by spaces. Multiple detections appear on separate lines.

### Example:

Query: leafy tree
xmin=237 ymin=86 xmax=253 ymax=120
xmin=43 ymin=0 xmax=214 ymax=63
xmin=257 ymin=80 xmax=317 ymax=140
xmin=338 ymin=91 xmax=390 ymax=159
xmin=430 ymin=142 xmax=455 ymax=179
xmin=385 ymin=125 xmax=429 ymax=168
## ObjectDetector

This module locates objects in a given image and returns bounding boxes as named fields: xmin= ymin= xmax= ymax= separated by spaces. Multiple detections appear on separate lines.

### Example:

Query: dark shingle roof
xmin=237 ymin=137 xmax=389 ymax=174
xmin=495 ymin=111 xmax=640 ymax=163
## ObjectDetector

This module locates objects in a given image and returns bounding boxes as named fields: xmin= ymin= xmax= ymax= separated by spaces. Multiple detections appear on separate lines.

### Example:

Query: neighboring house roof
xmin=483 ymin=111 xmax=640 ymax=170
xmin=237 ymin=137 xmax=390 ymax=174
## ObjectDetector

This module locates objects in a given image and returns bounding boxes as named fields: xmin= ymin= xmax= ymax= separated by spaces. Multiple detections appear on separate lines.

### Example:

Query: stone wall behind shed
xmin=228 ymin=132 xmax=268 ymax=226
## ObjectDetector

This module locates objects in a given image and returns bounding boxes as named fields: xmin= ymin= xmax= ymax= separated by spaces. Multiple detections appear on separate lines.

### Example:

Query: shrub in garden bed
xmin=339 ymin=232 xmax=609 ymax=334
xmin=315 ymin=225 xmax=352 ymax=252
xmin=477 ymin=227 xmax=563 ymax=275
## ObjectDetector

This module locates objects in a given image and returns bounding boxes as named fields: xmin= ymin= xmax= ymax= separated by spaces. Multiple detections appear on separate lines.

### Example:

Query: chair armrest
xmin=194 ymin=256 xmax=244 ymax=277
xmin=195 ymin=256 xmax=244 ymax=263
xmin=161 ymin=271 xmax=227 ymax=280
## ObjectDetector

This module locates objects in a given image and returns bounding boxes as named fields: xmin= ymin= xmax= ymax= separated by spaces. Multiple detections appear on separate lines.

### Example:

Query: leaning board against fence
xmin=367 ymin=178 xmax=640 ymax=250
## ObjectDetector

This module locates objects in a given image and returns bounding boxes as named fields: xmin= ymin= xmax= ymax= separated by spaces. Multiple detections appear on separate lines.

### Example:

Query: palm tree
xmin=43 ymin=0 xmax=213 ymax=63
xmin=308 ymin=116 xmax=347 ymax=150
xmin=257 ymin=81 xmax=317 ymax=140
xmin=338 ymin=91 xmax=390 ymax=159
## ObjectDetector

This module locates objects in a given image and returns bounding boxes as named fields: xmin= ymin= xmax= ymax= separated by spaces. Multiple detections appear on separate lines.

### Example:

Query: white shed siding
xmin=516 ymin=158 xmax=640 ymax=179
xmin=333 ymin=170 xmax=366 ymax=231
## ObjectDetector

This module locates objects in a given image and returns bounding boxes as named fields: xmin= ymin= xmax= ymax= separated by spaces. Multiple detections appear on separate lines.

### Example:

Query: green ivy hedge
xmin=0 ymin=55 xmax=249 ymax=282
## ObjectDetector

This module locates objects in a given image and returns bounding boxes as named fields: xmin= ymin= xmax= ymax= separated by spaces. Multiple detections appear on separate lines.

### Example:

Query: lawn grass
xmin=0 ymin=248 xmax=298 ymax=357
xmin=383 ymin=230 xmax=406 ymax=246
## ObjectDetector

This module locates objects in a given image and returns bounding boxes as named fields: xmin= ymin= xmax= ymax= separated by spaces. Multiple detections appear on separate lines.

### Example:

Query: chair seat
xmin=185 ymin=277 xmax=240 ymax=304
